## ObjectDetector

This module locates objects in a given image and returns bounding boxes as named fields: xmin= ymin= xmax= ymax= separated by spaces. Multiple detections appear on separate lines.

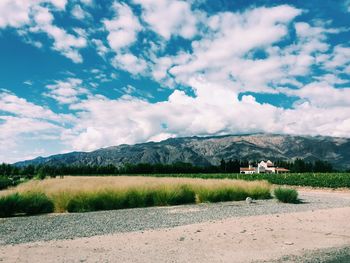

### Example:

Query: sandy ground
xmin=1 ymin=205 xmax=350 ymax=263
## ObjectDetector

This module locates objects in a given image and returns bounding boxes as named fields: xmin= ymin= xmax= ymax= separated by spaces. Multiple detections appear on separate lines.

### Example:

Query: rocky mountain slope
xmin=15 ymin=134 xmax=350 ymax=170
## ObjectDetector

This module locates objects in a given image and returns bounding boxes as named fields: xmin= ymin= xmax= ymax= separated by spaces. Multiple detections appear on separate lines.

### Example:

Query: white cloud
xmin=0 ymin=0 xmax=67 ymax=28
xmin=91 ymin=39 xmax=109 ymax=58
xmin=152 ymin=5 xmax=302 ymax=91
xmin=133 ymin=0 xmax=198 ymax=40
xmin=0 ymin=91 xmax=65 ymax=121
xmin=103 ymin=2 xmax=142 ymax=52
xmin=1 ymin=3 xmax=349 ymax=162
xmin=50 ymin=0 xmax=67 ymax=10
xmin=0 ymin=0 xmax=33 ymax=28
xmin=286 ymin=81 xmax=350 ymax=108
xmin=0 ymin=91 xmax=73 ymax=163
xmin=71 ymin=4 xmax=90 ymax=20
xmin=61 ymin=76 xmax=350 ymax=152
xmin=45 ymin=78 xmax=90 ymax=104
xmin=112 ymin=53 xmax=148 ymax=75
xmin=31 ymin=5 xmax=87 ymax=62
xmin=323 ymin=45 xmax=350 ymax=72
xmin=0 ymin=1 xmax=86 ymax=63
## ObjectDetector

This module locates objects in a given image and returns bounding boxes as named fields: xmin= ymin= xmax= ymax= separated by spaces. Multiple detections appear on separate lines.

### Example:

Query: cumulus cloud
xmin=0 ymin=91 xmax=65 ymax=121
xmin=0 ymin=0 xmax=86 ymax=63
xmin=133 ymin=0 xmax=198 ymax=40
xmin=0 ymin=0 xmax=68 ymax=28
xmin=31 ymin=5 xmax=87 ymax=62
xmin=45 ymin=78 xmax=90 ymax=104
xmin=0 ymin=91 xmax=73 ymax=162
xmin=71 ymin=4 xmax=91 ymax=20
xmin=103 ymin=2 xmax=142 ymax=52
xmin=60 ymin=76 xmax=350 ymax=152
xmin=323 ymin=45 xmax=350 ymax=72
xmin=286 ymin=81 xmax=350 ymax=107
xmin=0 ymin=0 xmax=32 ymax=28
xmin=151 ymin=5 xmax=302 ymax=91
xmin=0 ymin=2 xmax=349 ymax=162
xmin=112 ymin=53 xmax=148 ymax=75
xmin=91 ymin=39 xmax=109 ymax=58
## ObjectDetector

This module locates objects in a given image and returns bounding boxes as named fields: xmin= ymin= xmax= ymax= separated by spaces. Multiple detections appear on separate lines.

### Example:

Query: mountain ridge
xmin=15 ymin=133 xmax=350 ymax=170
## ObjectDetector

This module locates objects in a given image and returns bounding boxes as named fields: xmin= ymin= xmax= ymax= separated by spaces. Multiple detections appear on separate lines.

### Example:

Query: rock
xmin=246 ymin=197 xmax=253 ymax=204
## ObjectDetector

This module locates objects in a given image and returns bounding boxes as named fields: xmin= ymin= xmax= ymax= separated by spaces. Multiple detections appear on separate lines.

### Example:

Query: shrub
xmin=20 ymin=193 xmax=54 ymax=215
xmin=36 ymin=167 xmax=47 ymax=180
xmin=0 ymin=193 xmax=22 ymax=217
xmin=274 ymin=187 xmax=299 ymax=203
xmin=67 ymin=192 xmax=126 ymax=212
xmin=248 ymin=186 xmax=272 ymax=200
xmin=167 ymin=185 xmax=196 ymax=205
xmin=0 ymin=176 xmax=12 ymax=190
xmin=0 ymin=192 xmax=54 ymax=217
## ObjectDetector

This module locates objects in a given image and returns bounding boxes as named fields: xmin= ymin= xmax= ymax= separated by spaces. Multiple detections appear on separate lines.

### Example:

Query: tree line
xmin=0 ymin=158 xmax=336 ymax=180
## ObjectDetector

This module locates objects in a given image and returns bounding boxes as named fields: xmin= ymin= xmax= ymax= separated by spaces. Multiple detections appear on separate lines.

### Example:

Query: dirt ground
xmin=1 ymin=204 xmax=350 ymax=263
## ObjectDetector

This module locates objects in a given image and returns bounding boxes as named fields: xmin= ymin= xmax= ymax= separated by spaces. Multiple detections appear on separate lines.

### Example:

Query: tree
xmin=37 ymin=167 xmax=47 ymax=180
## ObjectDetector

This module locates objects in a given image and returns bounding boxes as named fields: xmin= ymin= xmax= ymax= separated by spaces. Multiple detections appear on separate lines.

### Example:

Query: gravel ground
xmin=265 ymin=246 xmax=350 ymax=263
xmin=1 ymin=190 xmax=350 ymax=245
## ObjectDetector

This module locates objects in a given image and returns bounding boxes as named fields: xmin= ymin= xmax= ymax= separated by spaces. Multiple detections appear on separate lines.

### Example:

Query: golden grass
xmin=1 ymin=176 xmax=271 ymax=213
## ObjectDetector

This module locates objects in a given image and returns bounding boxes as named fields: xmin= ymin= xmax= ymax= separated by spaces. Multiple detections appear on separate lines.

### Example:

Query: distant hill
xmin=15 ymin=134 xmax=350 ymax=170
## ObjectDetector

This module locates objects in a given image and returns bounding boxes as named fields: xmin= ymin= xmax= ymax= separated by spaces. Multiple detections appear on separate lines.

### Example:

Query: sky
xmin=0 ymin=0 xmax=349 ymax=163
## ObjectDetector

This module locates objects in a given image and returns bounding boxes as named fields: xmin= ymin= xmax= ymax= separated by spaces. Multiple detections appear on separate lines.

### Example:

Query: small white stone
xmin=246 ymin=197 xmax=252 ymax=204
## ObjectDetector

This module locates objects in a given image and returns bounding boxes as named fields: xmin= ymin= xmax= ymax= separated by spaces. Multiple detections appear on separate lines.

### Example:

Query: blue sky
xmin=0 ymin=0 xmax=349 ymax=163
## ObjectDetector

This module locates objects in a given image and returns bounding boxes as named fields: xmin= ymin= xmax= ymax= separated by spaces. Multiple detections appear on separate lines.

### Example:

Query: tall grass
xmin=0 ymin=192 xmax=54 ymax=217
xmin=66 ymin=185 xmax=196 ymax=212
xmin=0 ymin=176 xmax=271 ymax=214
xmin=274 ymin=187 xmax=299 ymax=203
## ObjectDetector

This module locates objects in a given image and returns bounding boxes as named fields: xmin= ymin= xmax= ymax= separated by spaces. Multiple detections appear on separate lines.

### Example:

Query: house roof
xmin=266 ymin=160 xmax=274 ymax=167
xmin=240 ymin=167 xmax=255 ymax=171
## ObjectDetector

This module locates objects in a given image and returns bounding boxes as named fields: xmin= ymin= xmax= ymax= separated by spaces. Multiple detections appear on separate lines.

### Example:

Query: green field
xmin=123 ymin=173 xmax=350 ymax=188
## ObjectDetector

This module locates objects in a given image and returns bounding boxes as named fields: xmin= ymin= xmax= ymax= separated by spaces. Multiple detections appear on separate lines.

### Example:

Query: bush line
xmin=0 ymin=183 xmax=271 ymax=216
xmin=0 ymin=192 xmax=54 ymax=217
xmin=66 ymin=184 xmax=271 ymax=213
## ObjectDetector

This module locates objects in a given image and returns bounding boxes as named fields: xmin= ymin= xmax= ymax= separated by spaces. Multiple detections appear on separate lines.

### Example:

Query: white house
xmin=240 ymin=160 xmax=289 ymax=174
xmin=239 ymin=164 xmax=256 ymax=174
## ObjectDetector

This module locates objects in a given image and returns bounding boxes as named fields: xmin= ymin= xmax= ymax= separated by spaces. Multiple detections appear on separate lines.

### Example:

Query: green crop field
xmin=122 ymin=173 xmax=350 ymax=188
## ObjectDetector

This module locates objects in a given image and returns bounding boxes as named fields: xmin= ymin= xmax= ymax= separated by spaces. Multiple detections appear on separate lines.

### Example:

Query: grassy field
xmin=0 ymin=176 xmax=271 ymax=215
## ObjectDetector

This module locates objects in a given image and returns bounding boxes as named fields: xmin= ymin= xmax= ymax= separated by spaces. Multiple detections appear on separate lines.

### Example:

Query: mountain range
xmin=15 ymin=134 xmax=350 ymax=170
